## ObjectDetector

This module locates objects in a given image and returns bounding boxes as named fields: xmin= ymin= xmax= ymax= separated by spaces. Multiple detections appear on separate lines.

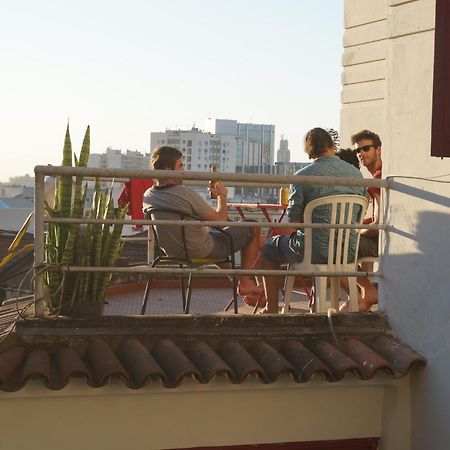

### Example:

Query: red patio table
xmin=225 ymin=202 xmax=313 ymax=313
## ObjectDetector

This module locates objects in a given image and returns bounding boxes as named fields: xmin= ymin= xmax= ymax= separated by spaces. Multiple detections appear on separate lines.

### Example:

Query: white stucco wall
xmin=0 ymin=376 xmax=410 ymax=450
xmin=342 ymin=1 xmax=450 ymax=449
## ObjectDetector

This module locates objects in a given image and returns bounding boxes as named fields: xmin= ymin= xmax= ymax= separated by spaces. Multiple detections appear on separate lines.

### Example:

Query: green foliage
xmin=44 ymin=125 xmax=126 ymax=315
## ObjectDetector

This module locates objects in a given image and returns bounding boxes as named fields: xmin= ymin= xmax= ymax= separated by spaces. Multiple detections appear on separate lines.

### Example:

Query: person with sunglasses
xmin=347 ymin=129 xmax=383 ymax=311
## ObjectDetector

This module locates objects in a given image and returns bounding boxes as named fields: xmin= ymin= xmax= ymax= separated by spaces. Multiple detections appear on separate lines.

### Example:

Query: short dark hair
xmin=336 ymin=148 xmax=360 ymax=169
xmin=151 ymin=146 xmax=182 ymax=170
xmin=351 ymin=129 xmax=382 ymax=148
xmin=304 ymin=128 xmax=334 ymax=158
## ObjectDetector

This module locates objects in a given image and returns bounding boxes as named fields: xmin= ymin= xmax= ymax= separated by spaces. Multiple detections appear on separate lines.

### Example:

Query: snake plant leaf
xmin=96 ymin=205 xmax=127 ymax=303
xmin=0 ymin=213 xmax=33 ymax=268
xmin=58 ymin=124 xmax=73 ymax=217
xmin=56 ymin=124 xmax=73 ymax=261
xmin=78 ymin=126 xmax=90 ymax=167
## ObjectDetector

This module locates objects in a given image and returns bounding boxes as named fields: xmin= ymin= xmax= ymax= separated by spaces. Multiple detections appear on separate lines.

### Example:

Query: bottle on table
xmin=279 ymin=186 xmax=289 ymax=206
xmin=209 ymin=165 xmax=218 ymax=199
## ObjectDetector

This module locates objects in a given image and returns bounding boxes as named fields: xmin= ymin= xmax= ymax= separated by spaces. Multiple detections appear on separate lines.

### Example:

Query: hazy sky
xmin=1 ymin=0 xmax=343 ymax=182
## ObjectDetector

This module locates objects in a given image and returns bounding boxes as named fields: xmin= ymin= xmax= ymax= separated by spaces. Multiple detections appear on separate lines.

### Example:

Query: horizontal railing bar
xmin=54 ymin=265 xmax=381 ymax=277
xmin=35 ymin=165 xmax=389 ymax=188
xmin=120 ymin=236 xmax=148 ymax=242
xmin=46 ymin=217 xmax=384 ymax=230
xmin=55 ymin=177 xmax=294 ymax=189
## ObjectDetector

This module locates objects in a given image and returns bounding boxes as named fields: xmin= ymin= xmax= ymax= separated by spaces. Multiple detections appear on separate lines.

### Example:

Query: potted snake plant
xmin=44 ymin=125 xmax=127 ymax=316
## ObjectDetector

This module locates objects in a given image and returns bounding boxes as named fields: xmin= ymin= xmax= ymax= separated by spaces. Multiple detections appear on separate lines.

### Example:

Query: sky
xmin=0 ymin=0 xmax=343 ymax=182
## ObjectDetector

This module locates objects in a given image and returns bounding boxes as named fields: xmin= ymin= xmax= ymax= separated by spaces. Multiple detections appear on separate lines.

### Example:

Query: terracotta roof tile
xmin=117 ymin=338 xmax=166 ymax=388
xmin=87 ymin=339 xmax=129 ymax=386
xmin=56 ymin=346 xmax=92 ymax=386
xmin=185 ymin=340 xmax=233 ymax=383
xmin=369 ymin=334 xmax=424 ymax=375
xmin=306 ymin=338 xmax=361 ymax=380
xmin=152 ymin=338 xmax=202 ymax=387
xmin=0 ymin=314 xmax=426 ymax=391
xmin=247 ymin=340 xmax=295 ymax=381
xmin=219 ymin=340 xmax=265 ymax=383
xmin=281 ymin=339 xmax=333 ymax=382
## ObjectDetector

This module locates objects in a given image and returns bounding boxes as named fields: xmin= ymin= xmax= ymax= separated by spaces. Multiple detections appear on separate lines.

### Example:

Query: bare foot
xmin=362 ymin=285 xmax=378 ymax=310
xmin=243 ymin=293 xmax=266 ymax=307
xmin=339 ymin=297 xmax=376 ymax=312
xmin=237 ymin=282 xmax=264 ymax=297
xmin=258 ymin=306 xmax=278 ymax=314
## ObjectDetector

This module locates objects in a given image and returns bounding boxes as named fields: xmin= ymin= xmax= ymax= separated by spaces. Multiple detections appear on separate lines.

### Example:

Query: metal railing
xmin=33 ymin=165 xmax=389 ymax=316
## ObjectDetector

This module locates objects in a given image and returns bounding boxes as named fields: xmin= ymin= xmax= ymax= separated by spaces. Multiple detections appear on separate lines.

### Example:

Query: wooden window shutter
xmin=431 ymin=0 xmax=450 ymax=157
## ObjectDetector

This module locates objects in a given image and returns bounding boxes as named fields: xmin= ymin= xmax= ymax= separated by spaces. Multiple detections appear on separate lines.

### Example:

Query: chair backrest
xmin=145 ymin=207 xmax=198 ymax=262
xmin=302 ymin=195 xmax=368 ymax=266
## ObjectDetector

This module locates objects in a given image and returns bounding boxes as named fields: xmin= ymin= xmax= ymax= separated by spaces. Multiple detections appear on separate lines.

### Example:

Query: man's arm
xmin=362 ymin=192 xmax=380 ymax=237
xmin=202 ymin=182 xmax=228 ymax=222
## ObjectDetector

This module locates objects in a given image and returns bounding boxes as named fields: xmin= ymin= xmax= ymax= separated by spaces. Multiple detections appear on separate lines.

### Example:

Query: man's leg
xmin=261 ymin=255 xmax=282 ymax=313
xmin=237 ymin=226 xmax=264 ymax=296
xmin=339 ymin=273 xmax=378 ymax=311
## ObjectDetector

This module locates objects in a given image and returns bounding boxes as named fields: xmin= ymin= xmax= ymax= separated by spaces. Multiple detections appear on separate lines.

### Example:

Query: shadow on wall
xmin=405 ymin=210 xmax=450 ymax=450
xmin=389 ymin=180 xmax=450 ymax=208
xmin=382 ymin=209 xmax=450 ymax=352
xmin=381 ymin=209 xmax=450 ymax=449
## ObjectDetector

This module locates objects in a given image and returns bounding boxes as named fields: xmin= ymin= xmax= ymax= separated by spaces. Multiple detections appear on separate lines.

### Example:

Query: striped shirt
xmin=287 ymin=156 xmax=366 ymax=263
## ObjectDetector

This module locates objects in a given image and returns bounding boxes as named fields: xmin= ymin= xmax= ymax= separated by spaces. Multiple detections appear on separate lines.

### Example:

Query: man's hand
xmin=209 ymin=181 xmax=228 ymax=199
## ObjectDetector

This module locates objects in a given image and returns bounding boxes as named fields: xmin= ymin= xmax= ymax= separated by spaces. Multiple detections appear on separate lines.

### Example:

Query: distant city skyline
xmin=0 ymin=0 xmax=343 ymax=182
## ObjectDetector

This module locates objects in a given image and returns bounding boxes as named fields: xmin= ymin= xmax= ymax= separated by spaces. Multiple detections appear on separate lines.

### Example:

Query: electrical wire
xmin=327 ymin=307 xmax=341 ymax=351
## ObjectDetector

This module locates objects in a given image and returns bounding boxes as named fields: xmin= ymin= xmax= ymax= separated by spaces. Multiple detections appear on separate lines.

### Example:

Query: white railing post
xmin=34 ymin=169 xmax=46 ymax=317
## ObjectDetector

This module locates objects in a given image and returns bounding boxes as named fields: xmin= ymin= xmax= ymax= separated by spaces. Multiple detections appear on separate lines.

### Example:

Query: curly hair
xmin=304 ymin=128 xmax=334 ymax=158
xmin=351 ymin=129 xmax=382 ymax=148
xmin=336 ymin=148 xmax=360 ymax=169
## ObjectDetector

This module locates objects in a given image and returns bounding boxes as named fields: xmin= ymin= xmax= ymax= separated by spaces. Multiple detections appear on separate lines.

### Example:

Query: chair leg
xmin=315 ymin=277 xmax=328 ymax=313
xmin=141 ymin=275 xmax=153 ymax=315
xmin=329 ymin=277 xmax=340 ymax=310
xmin=184 ymin=274 xmax=194 ymax=314
xmin=180 ymin=265 xmax=187 ymax=312
xmin=281 ymin=275 xmax=295 ymax=314
xmin=231 ymin=275 xmax=238 ymax=314
xmin=348 ymin=277 xmax=358 ymax=312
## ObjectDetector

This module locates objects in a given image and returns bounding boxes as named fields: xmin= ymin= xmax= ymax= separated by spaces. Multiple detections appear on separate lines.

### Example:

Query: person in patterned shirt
xmin=260 ymin=128 xmax=365 ymax=313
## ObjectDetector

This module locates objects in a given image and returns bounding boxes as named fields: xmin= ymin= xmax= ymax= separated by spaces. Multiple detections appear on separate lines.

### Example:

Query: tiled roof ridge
xmin=16 ymin=312 xmax=392 ymax=339
xmin=0 ymin=313 xmax=426 ymax=391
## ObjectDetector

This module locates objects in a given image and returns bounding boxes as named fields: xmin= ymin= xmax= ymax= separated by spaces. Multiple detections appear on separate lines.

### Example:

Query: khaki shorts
xmin=207 ymin=225 xmax=254 ymax=259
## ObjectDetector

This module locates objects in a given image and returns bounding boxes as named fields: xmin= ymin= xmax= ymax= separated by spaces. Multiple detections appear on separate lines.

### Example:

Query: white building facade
xmin=211 ymin=119 xmax=275 ymax=170
xmin=151 ymin=128 xmax=236 ymax=174
xmin=89 ymin=148 xmax=150 ymax=170
xmin=341 ymin=1 xmax=449 ymax=449
xmin=276 ymin=137 xmax=290 ymax=163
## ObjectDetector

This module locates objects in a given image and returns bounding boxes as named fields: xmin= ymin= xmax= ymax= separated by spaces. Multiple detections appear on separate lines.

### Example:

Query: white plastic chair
xmin=282 ymin=195 xmax=368 ymax=313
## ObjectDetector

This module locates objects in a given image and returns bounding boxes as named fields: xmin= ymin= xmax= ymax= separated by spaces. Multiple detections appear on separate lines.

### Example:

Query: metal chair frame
xmin=140 ymin=207 xmax=238 ymax=314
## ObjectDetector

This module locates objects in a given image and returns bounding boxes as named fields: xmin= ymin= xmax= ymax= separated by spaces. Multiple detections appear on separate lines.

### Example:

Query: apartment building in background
xmin=150 ymin=128 xmax=237 ymax=198
xmin=89 ymin=148 xmax=150 ymax=170
xmin=210 ymin=119 xmax=275 ymax=170
xmin=276 ymin=137 xmax=290 ymax=163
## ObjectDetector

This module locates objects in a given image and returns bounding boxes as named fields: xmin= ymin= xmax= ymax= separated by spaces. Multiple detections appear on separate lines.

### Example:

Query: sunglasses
xmin=356 ymin=144 xmax=375 ymax=154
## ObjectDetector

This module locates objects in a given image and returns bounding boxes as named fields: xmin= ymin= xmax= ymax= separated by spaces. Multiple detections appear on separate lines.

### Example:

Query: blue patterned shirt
xmin=287 ymin=156 xmax=366 ymax=263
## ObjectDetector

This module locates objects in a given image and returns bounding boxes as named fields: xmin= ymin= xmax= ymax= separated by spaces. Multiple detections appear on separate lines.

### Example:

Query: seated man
xmin=261 ymin=128 xmax=366 ymax=313
xmin=348 ymin=129 xmax=383 ymax=310
xmin=143 ymin=146 xmax=262 ymax=298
